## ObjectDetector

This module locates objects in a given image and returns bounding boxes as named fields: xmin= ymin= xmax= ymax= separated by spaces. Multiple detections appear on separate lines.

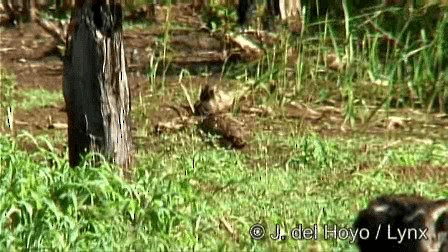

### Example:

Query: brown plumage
xmin=194 ymin=83 xmax=234 ymax=116
xmin=354 ymin=194 xmax=448 ymax=252
xmin=194 ymin=83 xmax=249 ymax=149
xmin=199 ymin=113 xmax=247 ymax=149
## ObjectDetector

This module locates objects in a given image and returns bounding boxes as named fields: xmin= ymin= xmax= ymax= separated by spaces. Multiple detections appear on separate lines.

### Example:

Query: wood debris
xmin=240 ymin=106 xmax=272 ymax=117
xmin=172 ymin=51 xmax=227 ymax=64
xmin=286 ymin=101 xmax=323 ymax=120
xmin=0 ymin=48 xmax=15 ymax=52
xmin=48 ymin=122 xmax=68 ymax=130
xmin=46 ymin=116 xmax=67 ymax=129
xmin=14 ymin=120 xmax=29 ymax=126
xmin=226 ymin=33 xmax=262 ymax=60
xmin=316 ymin=105 xmax=341 ymax=114
xmin=35 ymin=13 xmax=66 ymax=45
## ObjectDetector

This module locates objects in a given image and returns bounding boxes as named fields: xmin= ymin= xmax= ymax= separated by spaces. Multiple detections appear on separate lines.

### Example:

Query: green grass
xmin=17 ymin=89 xmax=64 ymax=111
xmin=1 ymin=2 xmax=448 ymax=251
xmin=219 ymin=3 xmax=448 ymax=116
xmin=0 ymin=69 xmax=16 ymax=131
xmin=1 ymin=129 xmax=446 ymax=251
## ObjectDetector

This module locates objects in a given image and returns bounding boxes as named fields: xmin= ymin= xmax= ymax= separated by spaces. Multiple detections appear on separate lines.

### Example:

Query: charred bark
xmin=63 ymin=1 xmax=133 ymax=171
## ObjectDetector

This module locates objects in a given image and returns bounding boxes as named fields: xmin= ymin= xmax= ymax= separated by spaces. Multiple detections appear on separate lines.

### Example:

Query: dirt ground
xmin=1 ymin=4 xmax=447 ymax=146
xmin=0 ymin=4 xmax=225 ymax=134
xmin=0 ymin=21 xmax=168 ymax=133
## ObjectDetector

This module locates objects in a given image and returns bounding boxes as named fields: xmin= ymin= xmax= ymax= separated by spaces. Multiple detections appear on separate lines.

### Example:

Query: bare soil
xmin=0 ymin=4 xmax=447 ymax=168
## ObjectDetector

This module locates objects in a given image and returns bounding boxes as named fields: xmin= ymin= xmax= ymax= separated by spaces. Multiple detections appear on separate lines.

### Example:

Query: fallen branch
xmin=14 ymin=120 xmax=29 ymax=126
xmin=0 ymin=48 xmax=16 ymax=52
xmin=286 ymin=102 xmax=324 ymax=120
xmin=226 ymin=33 xmax=262 ymax=60
xmin=35 ymin=12 xmax=66 ymax=45
xmin=240 ymin=106 xmax=273 ymax=117
xmin=172 ymin=51 xmax=228 ymax=64
xmin=154 ymin=117 xmax=198 ymax=134
xmin=240 ymin=29 xmax=280 ymax=45
xmin=48 ymin=122 xmax=68 ymax=130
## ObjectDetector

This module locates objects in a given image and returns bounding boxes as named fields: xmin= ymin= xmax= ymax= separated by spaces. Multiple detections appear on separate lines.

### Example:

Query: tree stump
xmin=63 ymin=0 xmax=133 ymax=171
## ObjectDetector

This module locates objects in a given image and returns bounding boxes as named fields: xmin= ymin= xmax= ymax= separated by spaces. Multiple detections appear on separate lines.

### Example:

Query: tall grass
xmin=0 ymin=70 xmax=16 ymax=132
xmin=222 ymin=4 xmax=447 ymax=118
xmin=0 ymin=133 xmax=208 ymax=250
xmin=1 ymin=130 xmax=446 ymax=250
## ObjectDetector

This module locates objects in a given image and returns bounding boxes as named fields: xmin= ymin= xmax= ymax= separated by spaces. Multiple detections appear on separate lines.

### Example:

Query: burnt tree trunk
xmin=63 ymin=1 xmax=133 ymax=170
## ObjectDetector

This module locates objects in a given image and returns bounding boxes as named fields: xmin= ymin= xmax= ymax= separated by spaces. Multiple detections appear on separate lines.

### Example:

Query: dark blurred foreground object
xmin=237 ymin=0 xmax=256 ymax=27
xmin=63 ymin=0 xmax=133 ymax=171
xmin=354 ymin=195 xmax=448 ymax=252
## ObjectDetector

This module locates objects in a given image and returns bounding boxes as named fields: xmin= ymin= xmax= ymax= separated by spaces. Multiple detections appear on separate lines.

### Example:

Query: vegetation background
xmin=0 ymin=0 xmax=447 ymax=250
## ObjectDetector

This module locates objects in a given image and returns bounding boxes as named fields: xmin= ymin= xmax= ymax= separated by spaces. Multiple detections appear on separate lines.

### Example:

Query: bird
xmin=194 ymin=83 xmax=235 ymax=116
xmin=199 ymin=112 xmax=247 ymax=149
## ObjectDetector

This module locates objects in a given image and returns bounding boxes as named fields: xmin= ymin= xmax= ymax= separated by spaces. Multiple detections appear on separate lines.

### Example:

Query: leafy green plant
xmin=16 ymin=89 xmax=63 ymax=111
xmin=1 ymin=125 xmax=447 ymax=251
xmin=223 ymin=3 xmax=448 ymax=124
